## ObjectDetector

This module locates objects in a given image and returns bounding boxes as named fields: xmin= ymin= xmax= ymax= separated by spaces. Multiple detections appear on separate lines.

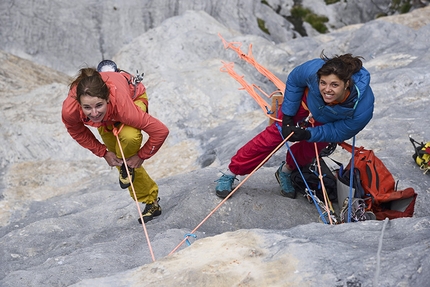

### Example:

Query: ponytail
xmin=70 ymin=68 xmax=109 ymax=104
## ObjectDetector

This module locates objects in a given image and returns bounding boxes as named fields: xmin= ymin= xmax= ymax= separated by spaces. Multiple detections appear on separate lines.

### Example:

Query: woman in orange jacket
xmin=62 ymin=62 xmax=169 ymax=224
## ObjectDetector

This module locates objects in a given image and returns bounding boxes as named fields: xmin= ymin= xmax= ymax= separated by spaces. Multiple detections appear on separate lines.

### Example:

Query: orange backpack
xmin=339 ymin=142 xmax=417 ymax=220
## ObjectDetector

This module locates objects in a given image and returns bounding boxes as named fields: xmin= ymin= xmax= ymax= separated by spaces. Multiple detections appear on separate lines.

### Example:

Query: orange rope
xmin=219 ymin=34 xmax=286 ymax=92
xmin=220 ymin=61 xmax=281 ymax=123
xmin=313 ymin=144 xmax=334 ymax=225
xmin=113 ymin=125 xmax=156 ymax=261
xmin=218 ymin=34 xmax=285 ymax=123
xmin=168 ymin=133 xmax=293 ymax=256
xmin=310 ymin=120 xmax=335 ymax=225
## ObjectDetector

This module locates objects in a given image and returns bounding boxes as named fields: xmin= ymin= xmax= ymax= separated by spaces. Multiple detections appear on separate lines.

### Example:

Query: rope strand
xmin=113 ymin=125 xmax=156 ymax=262
xmin=219 ymin=34 xmax=286 ymax=91
xmin=347 ymin=136 xmax=356 ymax=223
xmin=220 ymin=61 xmax=281 ymax=123
xmin=168 ymin=133 xmax=293 ymax=256
xmin=313 ymin=141 xmax=335 ymax=225
xmin=219 ymin=33 xmax=285 ymax=123
xmin=373 ymin=218 xmax=389 ymax=286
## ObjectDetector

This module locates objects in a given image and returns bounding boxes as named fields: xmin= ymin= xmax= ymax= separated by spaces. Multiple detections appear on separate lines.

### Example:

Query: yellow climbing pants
xmin=98 ymin=94 xmax=158 ymax=204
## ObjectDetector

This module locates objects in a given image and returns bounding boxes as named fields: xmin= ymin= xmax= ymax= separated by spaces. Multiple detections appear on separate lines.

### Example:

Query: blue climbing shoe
xmin=215 ymin=173 xmax=237 ymax=198
xmin=275 ymin=162 xmax=296 ymax=199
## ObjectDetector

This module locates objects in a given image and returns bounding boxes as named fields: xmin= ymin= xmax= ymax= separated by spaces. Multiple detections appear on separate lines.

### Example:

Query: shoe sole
xmin=119 ymin=181 xmax=131 ymax=189
xmin=138 ymin=209 xmax=162 ymax=224
xmin=215 ymin=190 xmax=232 ymax=198
xmin=275 ymin=171 xmax=296 ymax=199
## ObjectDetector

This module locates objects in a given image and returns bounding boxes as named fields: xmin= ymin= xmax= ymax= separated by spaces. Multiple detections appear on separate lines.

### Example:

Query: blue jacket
xmin=281 ymin=58 xmax=374 ymax=143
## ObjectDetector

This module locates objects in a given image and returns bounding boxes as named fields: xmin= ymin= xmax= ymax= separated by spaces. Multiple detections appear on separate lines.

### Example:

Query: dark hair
xmin=317 ymin=51 xmax=364 ymax=88
xmin=70 ymin=68 xmax=110 ymax=104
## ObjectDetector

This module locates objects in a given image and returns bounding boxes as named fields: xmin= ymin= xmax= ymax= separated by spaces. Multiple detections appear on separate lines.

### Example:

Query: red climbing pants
xmin=228 ymin=106 xmax=328 ymax=176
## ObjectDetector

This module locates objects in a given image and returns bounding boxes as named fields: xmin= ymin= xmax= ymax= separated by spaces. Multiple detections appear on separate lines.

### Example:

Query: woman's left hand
xmin=125 ymin=154 xmax=144 ymax=168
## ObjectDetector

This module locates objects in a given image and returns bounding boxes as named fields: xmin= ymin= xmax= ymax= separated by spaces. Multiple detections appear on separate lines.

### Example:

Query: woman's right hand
xmin=103 ymin=151 xmax=123 ymax=167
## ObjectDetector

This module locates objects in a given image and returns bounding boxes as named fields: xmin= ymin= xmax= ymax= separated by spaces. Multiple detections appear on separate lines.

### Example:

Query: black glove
xmin=282 ymin=114 xmax=295 ymax=127
xmin=289 ymin=126 xmax=311 ymax=142
xmin=282 ymin=115 xmax=295 ymax=139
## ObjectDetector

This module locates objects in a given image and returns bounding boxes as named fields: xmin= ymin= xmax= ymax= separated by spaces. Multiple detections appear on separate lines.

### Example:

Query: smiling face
xmin=319 ymin=74 xmax=349 ymax=104
xmin=80 ymin=95 xmax=108 ymax=122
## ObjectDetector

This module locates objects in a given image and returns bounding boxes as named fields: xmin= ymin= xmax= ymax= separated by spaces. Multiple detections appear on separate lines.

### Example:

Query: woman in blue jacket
xmin=215 ymin=53 xmax=375 ymax=199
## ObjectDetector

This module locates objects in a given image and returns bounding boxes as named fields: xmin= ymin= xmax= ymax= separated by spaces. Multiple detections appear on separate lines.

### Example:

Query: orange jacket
xmin=62 ymin=71 xmax=169 ymax=160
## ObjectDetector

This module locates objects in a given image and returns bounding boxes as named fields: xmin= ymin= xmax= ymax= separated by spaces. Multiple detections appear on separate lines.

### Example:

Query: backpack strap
xmin=118 ymin=70 xmax=149 ymax=112
xmin=339 ymin=141 xmax=364 ymax=154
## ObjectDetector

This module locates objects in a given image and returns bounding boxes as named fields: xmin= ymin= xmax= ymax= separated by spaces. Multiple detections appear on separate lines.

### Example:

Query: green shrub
xmin=305 ymin=14 xmax=329 ymax=33
xmin=390 ymin=0 xmax=412 ymax=14
xmin=261 ymin=0 xmax=270 ymax=6
xmin=257 ymin=18 xmax=271 ymax=35
xmin=291 ymin=6 xmax=309 ymax=18
xmin=291 ymin=6 xmax=329 ymax=34
xmin=399 ymin=3 xmax=412 ymax=13
xmin=324 ymin=0 xmax=340 ymax=4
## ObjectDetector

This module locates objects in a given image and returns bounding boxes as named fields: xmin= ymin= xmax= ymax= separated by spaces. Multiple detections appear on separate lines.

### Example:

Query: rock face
xmin=1 ymin=4 xmax=430 ymax=287
xmin=0 ymin=0 xmax=412 ymax=75
xmin=71 ymin=217 xmax=430 ymax=287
